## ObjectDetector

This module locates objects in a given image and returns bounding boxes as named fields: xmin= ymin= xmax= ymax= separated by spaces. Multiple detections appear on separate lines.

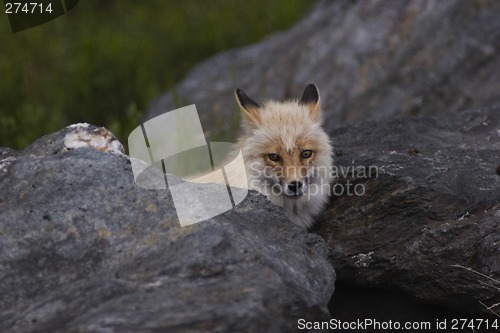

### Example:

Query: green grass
xmin=0 ymin=0 xmax=313 ymax=150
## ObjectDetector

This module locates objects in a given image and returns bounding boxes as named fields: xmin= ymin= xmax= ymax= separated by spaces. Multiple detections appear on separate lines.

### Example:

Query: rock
xmin=147 ymin=0 xmax=500 ymax=141
xmin=0 ymin=124 xmax=334 ymax=332
xmin=317 ymin=110 xmax=500 ymax=316
xmin=4 ymin=0 xmax=499 ymax=326
xmin=144 ymin=0 xmax=500 ymax=315
xmin=1 ymin=110 xmax=498 ymax=331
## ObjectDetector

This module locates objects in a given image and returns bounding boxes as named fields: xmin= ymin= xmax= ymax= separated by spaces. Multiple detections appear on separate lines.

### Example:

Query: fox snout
xmin=260 ymin=164 xmax=311 ymax=199
xmin=283 ymin=178 xmax=308 ymax=199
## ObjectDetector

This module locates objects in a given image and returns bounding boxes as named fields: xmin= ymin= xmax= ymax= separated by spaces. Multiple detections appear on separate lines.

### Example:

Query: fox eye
xmin=301 ymin=150 xmax=313 ymax=159
xmin=268 ymin=153 xmax=280 ymax=162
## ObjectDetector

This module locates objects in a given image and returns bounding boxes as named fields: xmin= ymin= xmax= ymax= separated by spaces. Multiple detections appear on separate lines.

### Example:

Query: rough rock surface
xmin=319 ymin=110 xmax=500 ymax=316
xmin=147 ymin=0 xmax=500 ymax=141
xmin=1 ymin=109 xmax=498 ymax=332
xmin=0 ymin=125 xmax=334 ymax=333
xmin=144 ymin=0 xmax=500 ymax=315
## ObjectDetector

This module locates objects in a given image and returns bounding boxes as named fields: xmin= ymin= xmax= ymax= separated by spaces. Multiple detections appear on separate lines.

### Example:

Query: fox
xmin=190 ymin=84 xmax=333 ymax=228
xmin=234 ymin=84 xmax=333 ymax=227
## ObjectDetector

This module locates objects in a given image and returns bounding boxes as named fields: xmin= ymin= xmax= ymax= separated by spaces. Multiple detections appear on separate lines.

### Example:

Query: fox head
xmin=235 ymin=84 xmax=332 ymax=204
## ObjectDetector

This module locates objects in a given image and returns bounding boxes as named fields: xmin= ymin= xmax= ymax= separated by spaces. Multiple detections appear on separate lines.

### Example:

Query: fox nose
xmin=287 ymin=181 xmax=303 ymax=194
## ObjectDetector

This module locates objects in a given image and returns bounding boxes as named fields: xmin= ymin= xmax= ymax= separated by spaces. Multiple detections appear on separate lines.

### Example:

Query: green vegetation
xmin=0 ymin=0 xmax=312 ymax=150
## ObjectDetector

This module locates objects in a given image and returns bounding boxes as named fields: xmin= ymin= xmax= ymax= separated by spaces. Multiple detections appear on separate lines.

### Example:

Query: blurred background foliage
xmin=0 ymin=0 xmax=312 ymax=150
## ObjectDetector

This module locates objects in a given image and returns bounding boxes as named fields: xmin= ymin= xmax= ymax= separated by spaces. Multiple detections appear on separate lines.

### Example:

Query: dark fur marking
xmin=235 ymin=89 xmax=261 ymax=109
xmin=299 ymin=84 xmax=319 ymax=105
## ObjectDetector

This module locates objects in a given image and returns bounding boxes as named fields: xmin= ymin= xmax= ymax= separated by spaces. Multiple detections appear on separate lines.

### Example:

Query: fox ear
xmin=299 ymin=84 xmax=321 ymax=121
xmin=235 ymin=88 xmax=261 ymax=127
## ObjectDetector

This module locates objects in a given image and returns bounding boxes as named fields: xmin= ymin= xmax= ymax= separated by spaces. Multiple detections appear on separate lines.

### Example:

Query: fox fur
xmin=235 ymin=84 xmax=333 ymax=227
xmin=190 ymin=84 xmax=333 ymax=228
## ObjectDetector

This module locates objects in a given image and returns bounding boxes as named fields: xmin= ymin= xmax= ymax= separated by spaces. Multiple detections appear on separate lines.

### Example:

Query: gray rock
xmin=147 ymin=0 xmax=500 ymax=141
xmin=0 ymin=125 xmax=334 ymax=332
xmin=318 ymin=110 xmax=500 ymax=316
xmin=1 ymin=111 xmax=498 ymax=331
xmin=4 ymin=0 xmax=500 ymax=327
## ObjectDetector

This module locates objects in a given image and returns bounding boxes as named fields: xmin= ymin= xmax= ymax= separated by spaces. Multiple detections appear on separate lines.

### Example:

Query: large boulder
xmin=0 ymin=124 xmax=334 ymax=333
xmin=3 ymin=0 xmax=499 ymax=329
xmin=144 ymin=0 xmax=500 ymax=317
xmin=321 ymin=110 xmax=500 ymax=316
xmin=147 ymin=0 xmax=500 ymax=140
xmin=1 ymin=108 xmax=498 ymax=332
